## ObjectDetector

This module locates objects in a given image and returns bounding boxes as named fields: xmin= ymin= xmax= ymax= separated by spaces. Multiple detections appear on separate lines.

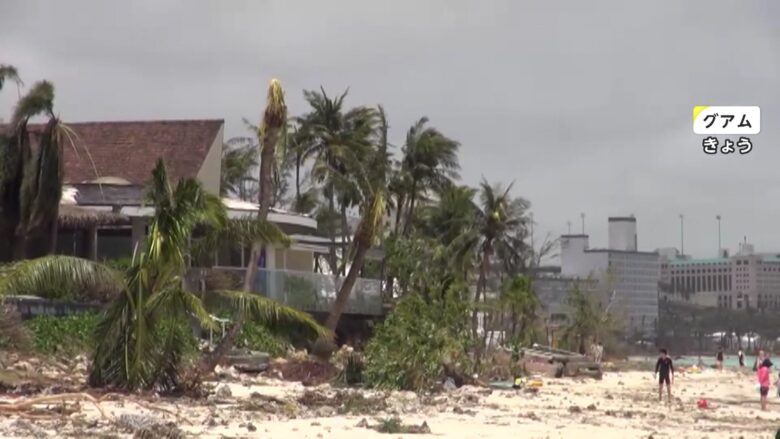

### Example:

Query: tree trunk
xmin=472 ymin=246 xmax=491 ymax=366
xmin=294 ymin=153 xmax=302 ymax=212
xmin=326 ymin=190 xmax=338 ymax=274
xmin=393 ymin=193 xmax=405 ymax=234
xmin=200 ymin=107 xmax=280 ymax=374
xmin=325 ymin=231 xmax=370 ymax=332
xmin=338 ymin=204 xmax=349 ymax=275
xmin=402 ymin=180 xmax=417 ymax=235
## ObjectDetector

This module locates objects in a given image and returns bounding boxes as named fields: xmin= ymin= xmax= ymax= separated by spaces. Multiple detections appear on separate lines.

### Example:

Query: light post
xmin=716 ymin=215 xmax=722 ymax=255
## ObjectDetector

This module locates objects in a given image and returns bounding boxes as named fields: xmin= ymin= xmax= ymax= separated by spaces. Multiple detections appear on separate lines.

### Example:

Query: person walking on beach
xmin=757 ymin=358 xmax=772 ymax=411
xmin=655 ymin=348 xmax=674 ymax=402
xmin=754 ymin=350 xmax=765 ymax=372
xmin=716 ymin=348 xmax=724 ymax=371
xmin=738 ymin=348 xmax=745 ymax=367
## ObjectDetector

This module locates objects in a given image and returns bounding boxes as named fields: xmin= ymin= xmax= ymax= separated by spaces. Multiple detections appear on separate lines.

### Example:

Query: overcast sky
xmin=1 ymin=0 xmax=778 ymax=260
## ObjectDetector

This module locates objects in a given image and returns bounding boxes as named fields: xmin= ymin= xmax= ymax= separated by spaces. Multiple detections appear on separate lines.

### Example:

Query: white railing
xmin=208 ymin=267 xmax=383 ymax=316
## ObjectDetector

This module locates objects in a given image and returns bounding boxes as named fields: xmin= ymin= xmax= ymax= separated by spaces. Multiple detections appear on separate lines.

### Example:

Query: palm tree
xmin=220 ymin=136 xmax=258 ymax=200
xmin=200 ymin=79 xmax=289 ymax=374
xmin=450 ymin=180 xmax=529 ymax=361
xmin=298 ymin=88 xmax=378 ymax=274
xmin=1 ymin=80 xmax=65 ymax=261
xmin=397 ymin=117 xmax=460 ymax=235
xmin=324 ymin=106 xmax=389 ymax=332
xmin=0 ymin=64 xmax=22 ymax=93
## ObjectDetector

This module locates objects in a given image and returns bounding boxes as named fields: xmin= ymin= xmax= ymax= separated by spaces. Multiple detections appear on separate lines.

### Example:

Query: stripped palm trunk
xmin=200 ymin=79 xmax=286 ymax=374
xmin=18 ymin=117 xmax=63 ymax=258
xmin=0 ymin=123 xmax=30 ymax=262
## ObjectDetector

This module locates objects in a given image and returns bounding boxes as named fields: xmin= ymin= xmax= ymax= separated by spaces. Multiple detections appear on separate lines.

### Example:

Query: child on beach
xmin=757 ymin=358 xmax=772 ymax=411
xmin=716 ymin=348 xmax=724 ymax=371
xmin=655 ymin=348 xmax=674 ymax=402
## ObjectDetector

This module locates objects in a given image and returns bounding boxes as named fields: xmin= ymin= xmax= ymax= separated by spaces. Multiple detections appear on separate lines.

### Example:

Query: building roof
xmin=585 ymin=248 xmax=658 ymax=256
xmin=669 ymin=257 xmax=730 ymax=266
xmin=56 ymin=119 xmax=223 ymax=185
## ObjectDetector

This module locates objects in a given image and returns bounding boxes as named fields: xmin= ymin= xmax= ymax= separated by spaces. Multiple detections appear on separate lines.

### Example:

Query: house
xmin=53 ymin=119 xmax=382 ymax=317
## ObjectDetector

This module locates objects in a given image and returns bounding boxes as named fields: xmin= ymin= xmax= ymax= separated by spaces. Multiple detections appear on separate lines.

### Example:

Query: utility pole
xmin=679 ymin=214 xmax=685 ymax=256
xmin=716 ymin=215 xmax=722 ymax=256
xmin=580 ymin=212 xmax=585 ymax=235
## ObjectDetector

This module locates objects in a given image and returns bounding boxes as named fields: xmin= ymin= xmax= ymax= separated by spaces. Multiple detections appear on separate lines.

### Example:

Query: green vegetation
xmin=25 ymin=312 xmax=98 ymax=355
xmin=236 ymin=322 xmax=291 ymax=357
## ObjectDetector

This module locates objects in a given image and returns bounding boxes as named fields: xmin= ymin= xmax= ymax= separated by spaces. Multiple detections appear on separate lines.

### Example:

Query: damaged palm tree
xmin=0 ymin=79 xmax=65 ymax=262
xmin=324 ymin=106 xmax=388 ymax=332
xmin=199 ymin=78 xmax=291 ymax=374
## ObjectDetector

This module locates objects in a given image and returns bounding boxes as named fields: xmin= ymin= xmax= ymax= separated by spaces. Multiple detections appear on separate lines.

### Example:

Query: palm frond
xmin=11 ymin=80 xmax=54 ymax=127
xmin=145 ymin=287 xmax=218 ymax=331
xmin=0 ymin=64 xmax=23 ymax=92
xmin=210 ymin=290 xmax=330 ymax=338
xmin=0 ymin=255 xmax=124 ymax=300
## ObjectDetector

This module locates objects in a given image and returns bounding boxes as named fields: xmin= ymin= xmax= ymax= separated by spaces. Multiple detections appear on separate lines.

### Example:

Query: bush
xmin=25 ymin=312 xmax=100 ymax=355
xmin=236 ymin=321 xmax=291 ymax=357
xmin=363 ymin=292 xmax=473 ymax=391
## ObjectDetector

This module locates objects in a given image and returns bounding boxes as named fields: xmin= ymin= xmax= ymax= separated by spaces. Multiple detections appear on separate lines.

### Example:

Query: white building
xmin=559 ymin=216 xmax=659 ymax=338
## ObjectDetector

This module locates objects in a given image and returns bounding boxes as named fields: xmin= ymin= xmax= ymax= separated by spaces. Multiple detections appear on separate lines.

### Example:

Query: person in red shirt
xmin=757 ymin=358 xmax=772 ymax=411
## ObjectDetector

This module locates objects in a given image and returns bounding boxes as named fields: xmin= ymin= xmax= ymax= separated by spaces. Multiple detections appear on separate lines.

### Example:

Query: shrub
xmin=236 ymin=321 xmax=291 ymax=357
xmin=25 ymin=312 xmax=100 ymax=355
xmin=363 ymin=291 xmax=472 ymax=391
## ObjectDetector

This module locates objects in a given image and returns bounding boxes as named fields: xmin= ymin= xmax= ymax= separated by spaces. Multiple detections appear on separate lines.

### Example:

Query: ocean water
xmin=673 ymin=355 xmax=757 ymax=368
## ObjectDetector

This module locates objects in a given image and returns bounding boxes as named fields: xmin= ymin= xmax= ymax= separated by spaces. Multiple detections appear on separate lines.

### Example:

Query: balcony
xmin=194 ymin=267 xmax=383 ymax=316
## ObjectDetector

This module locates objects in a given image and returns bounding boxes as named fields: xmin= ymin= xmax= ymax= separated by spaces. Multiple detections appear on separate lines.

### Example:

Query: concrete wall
xmin=196 ymin=124 xmax=224 ymax=195
xmin=608 ymin=218 xmax=637 ymax=251
xmin=560 ymin=235 xmax=608 ymax=278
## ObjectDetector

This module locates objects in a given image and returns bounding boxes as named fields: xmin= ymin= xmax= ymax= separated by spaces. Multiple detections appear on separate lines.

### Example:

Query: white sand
xmin=3 ymin=367 xmax=780 ymax=438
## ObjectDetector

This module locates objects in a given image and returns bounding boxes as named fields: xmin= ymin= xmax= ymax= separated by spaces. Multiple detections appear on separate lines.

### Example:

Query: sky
xmin=1 ymin=0 xmax=779 ymax=261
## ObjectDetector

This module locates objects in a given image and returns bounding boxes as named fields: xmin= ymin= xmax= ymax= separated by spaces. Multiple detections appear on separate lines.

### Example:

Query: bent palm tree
xmin=324 ymin=106 xmax=389 ymax=332
xmin=299 ymin=88 xmax=378 ymax=274
xmin=201 ymin=79 xmax=290 ymax=375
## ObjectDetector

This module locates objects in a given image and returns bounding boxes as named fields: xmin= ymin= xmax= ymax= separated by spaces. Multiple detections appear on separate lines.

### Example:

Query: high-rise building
xmin=559 ymin=216 xmax=659 ymax=337
xmin=659 ymin=242 xmax=780 ymax=311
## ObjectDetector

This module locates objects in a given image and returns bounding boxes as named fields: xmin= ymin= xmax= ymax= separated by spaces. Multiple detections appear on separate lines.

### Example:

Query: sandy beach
xmin=2 ymin=358 xmax=780 ymax=439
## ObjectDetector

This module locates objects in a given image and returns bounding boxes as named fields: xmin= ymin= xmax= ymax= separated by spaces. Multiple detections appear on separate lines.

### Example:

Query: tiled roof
xmin=20 ymin=119 xmax=223 ymax=185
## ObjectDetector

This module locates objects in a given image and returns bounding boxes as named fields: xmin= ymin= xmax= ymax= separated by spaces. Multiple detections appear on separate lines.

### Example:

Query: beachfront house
xmin=52 ymin=119 xmax=382 ymax=319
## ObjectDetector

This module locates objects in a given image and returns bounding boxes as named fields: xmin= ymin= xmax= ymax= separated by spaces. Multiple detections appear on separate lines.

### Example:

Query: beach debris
xmin=115 ymin=414 xmax=184 ymax=439
xmin=267 ymin=357 xmax=339 ymax=386
xmin=297 ymin=389 xmax=388 ymax=415
xmin=568 ymin=405 xmax=582 ymax=413
xmin=214 ymin=383 xmax=232 ymax=399
xmin=452 ymin=406 xmax=477 ymax=416
xmin=697 ymin=399 xmax=709 ymax=409
xmin=358 ymin=417 xmax=431 ymax=434
xmin=443 ymin=377 xmax=457 ymax=391
xmin=11 ymin=419 xmax=49 ymax=438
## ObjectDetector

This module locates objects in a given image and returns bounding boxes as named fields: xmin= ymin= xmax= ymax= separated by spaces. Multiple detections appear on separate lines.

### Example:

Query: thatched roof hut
xmin=57 ymin=204 xmax=129 ymax=228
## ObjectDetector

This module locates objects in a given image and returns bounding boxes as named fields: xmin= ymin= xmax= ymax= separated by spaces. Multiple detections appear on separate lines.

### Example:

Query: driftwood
xmin=0 ymin=393 xmax=111 ymax=420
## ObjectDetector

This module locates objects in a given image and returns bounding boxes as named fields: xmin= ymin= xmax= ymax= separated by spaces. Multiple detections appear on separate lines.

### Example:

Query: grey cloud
xmin=1 ymin=0 xmax=778 ymax=259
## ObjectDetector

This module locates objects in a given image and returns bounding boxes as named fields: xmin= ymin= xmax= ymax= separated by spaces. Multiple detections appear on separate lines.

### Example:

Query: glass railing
xmin=207 ymin=267 xmax=383 ymax=316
